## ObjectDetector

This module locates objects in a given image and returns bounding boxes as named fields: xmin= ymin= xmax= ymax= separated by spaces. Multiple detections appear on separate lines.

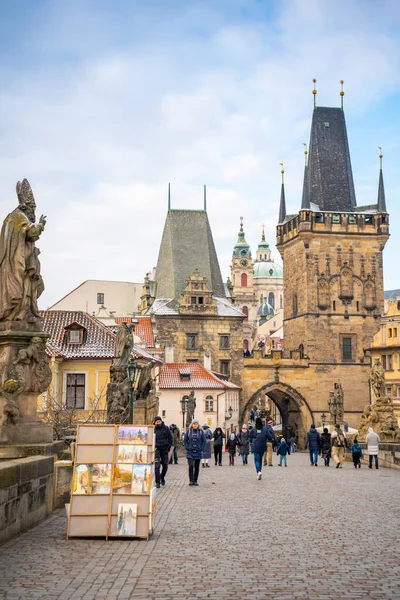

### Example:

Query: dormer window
xmin=69 ymin=329 xmax=83 ymax=344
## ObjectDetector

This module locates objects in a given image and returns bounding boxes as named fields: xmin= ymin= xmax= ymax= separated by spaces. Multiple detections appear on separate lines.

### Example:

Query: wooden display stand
xmin=67 ymin=424 xmax=156 ymax=540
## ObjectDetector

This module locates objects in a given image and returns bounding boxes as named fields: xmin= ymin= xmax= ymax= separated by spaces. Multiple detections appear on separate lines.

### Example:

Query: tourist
xmin=168 ymin=424 xmax=181 ymax=465
xmin=277 ymin=437 xmax=290 ymax=467
xmin=263 ymin=419 xmax=277 ymax=467
xmin=348 ymin=437 xmax=363 ymax=469
xmin=320 ymin=427 xmax=332 ymax=467
xmin=331 ymin=423 xmax=346 ymax=469
xmin=305 ymin=423 xmax=321 ymax=466
xmin=249 ymin=417 xmax=275 ymax=480
xmin=201 ymin=424 xmax=213 ymax=468
xmin=184 ymin=419 xmax=206 ymax=486
xmin=226 ymin=432 xmax=238 ymax=466
xmin=237 ymin=424 xmax=250 ymax=465
xmin=212 ymin=427 xmax=225 ymax=466
xmin=366 ymin=427 xmax=380 ymax=469
xmin=154 ymin=416 xmax=173 ymax=488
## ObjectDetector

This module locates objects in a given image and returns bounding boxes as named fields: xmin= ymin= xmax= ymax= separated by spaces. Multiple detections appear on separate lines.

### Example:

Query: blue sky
xmin=1 ymin=0 xmax=400 ymax=307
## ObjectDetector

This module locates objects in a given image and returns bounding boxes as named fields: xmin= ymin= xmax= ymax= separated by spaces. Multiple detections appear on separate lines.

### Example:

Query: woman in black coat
xmin=213 ymin=427 xmax=225 ymax=466
xmin=320 ymin=427 xmax=332 ymax=467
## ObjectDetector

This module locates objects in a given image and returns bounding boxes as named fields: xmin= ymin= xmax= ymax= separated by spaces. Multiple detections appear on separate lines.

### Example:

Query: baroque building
xmin=241 ymin=92 xmax=389 ymax=445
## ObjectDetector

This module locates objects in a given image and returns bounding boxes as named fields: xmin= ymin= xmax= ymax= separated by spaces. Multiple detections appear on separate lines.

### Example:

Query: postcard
xmin=117 ymin=444 xmax=148 ymax=463
xmin=118 ymin=426 xmax=148 ymax=445
xmin=113 ymin=464 xmax=133 ymax=494
xmin=116 ymin=503 xmax=137 ymax=536
xmin=73 ymin=463 xmax=111 ymax=494
xmin=131 ymin=464 xmax=151 ymax=494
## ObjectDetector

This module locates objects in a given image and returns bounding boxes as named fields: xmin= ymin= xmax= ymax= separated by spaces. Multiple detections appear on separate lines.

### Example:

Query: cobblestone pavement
xmin=1 ymin=452 xmax=400 ymax=600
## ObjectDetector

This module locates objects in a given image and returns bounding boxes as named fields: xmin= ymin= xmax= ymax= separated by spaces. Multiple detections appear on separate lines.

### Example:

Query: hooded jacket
xmin=154 ymin=421 xmax=173 ymax=451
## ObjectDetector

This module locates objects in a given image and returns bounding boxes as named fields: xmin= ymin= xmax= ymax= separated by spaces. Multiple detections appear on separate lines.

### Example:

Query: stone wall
xmin=0 ymin=455 xmax=54 ymax=544
xmin=361 ymin=443 xmax=400 ymax=470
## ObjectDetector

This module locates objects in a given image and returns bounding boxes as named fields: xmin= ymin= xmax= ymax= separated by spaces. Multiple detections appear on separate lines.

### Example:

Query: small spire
xmin=280 ymin=162 xmax=284 ymax=184
xmin=312 ymin=78 xmax=317 ymax=108
xmin=302 ymin=143 xmax=308 ymax=166
xmin=168 ymin=182 xmax=171 ymax=210
xmin=261 ymin=223 xmax=265 ymax=242
xmin=377 ymin=147 xmax=387 ymax=212
xmin=301 ymin=142 xmax=310 ymax=209
xmin=204 ymin=184 xmax=207 ymax=211
xmin=340 ymin=80 xmax=345 ymax=110
xmin=278 ymin=165 xmax=286 ymax=224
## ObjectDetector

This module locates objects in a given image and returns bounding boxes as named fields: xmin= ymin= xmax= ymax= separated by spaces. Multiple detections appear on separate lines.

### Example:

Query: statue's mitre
xmin=16 ymin=178 xmax=35 ymax=207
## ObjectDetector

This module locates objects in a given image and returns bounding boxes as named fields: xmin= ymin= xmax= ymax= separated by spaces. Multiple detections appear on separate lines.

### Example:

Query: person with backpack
xmin=212 ymin=427 xmax=225 ymax=466
xmin=348 ymin=437 xmax=363 ymax=468
xmin=168 ymin=424 xmax=181 ymax=465
xmin=320 ymin=427 xmax=332 ymax=467
xmin=331 ymin=423 xmax=346 ymax=469
xmin=305 ymin=423 xmax=321 ymax=466
xmin=201 ymin=424 xmax=213 ymax=468
xmin=276 ymin=437 xmax=290 ymax=467
xmin=184 ymin=419 xmax=206 ymax=486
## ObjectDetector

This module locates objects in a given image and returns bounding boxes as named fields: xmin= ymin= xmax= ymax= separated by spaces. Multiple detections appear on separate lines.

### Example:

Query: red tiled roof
xmin=159 ymin=363 xmax=240 ymax=390
xmin=114 ymin=316 xmax=155 ymax=347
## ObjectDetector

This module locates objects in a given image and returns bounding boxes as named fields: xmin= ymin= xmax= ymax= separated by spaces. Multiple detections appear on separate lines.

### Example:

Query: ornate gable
xmin=178 ymin=270 xmax=217 ymax=315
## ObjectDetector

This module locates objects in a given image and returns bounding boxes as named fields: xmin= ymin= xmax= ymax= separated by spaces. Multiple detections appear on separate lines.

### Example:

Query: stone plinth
xmin=0 ymin=440 xmax=64 ymax=461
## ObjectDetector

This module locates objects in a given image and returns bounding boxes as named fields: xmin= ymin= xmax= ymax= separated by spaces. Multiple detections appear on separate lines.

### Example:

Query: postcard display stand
xmin=67 ymin=424 xmax=157 ymax=540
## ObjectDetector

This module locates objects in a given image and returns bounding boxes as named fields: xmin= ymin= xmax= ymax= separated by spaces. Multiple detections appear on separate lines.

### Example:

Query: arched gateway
xmin=241 ymin=382 xmax=313 ymax=449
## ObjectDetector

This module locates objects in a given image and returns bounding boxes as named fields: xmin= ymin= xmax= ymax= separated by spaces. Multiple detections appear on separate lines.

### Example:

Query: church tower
xmin=231 ymin=217 xmax=254 ymax=325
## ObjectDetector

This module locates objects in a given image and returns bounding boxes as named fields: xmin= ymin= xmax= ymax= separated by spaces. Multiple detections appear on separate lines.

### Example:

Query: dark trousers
xmin=169 ymin=446 xmax=178 ymax=464
xmin=188 ymin=458 xmax=200 ymax=482
xmin=155 ymin=448 xmax=169 ymax=484
xmin=353 ymin=454 xmax=361 ymax=467
xmin=229 ymin=453 xmax=235 ymax=465
xmin=214 ymin=446 xmax=222 ymax=465
xmin=369 ymin=454 xmax=379 ymax=468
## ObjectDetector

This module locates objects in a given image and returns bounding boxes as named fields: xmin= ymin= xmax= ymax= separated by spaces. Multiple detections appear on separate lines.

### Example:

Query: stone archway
xmin=241 ymin=382 xmax=314 ymax=449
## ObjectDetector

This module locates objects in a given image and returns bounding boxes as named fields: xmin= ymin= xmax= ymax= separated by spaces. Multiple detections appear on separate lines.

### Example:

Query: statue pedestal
xmin=0 ymin=418 xmax=52 ymax=444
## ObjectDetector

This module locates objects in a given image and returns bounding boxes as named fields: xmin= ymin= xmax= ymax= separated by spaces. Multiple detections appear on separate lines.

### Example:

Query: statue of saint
xmin=370 ymin=358 xmax=385 ymax=399
xmin=0 ymin=179 xmax=46 ymax=323
xmin=185 ymin=389 xmax=196 ymax=429
xmin=114 ymin=322 xmax=134 ymax=366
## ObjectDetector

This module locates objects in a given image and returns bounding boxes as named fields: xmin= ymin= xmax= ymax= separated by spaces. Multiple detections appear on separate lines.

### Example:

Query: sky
xmin=1 ymin=0 xmax=400 ymax=308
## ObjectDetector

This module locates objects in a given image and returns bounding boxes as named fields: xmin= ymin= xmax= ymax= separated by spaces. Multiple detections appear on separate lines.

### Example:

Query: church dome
xmin=253 ymin=261 xmax=283 ymax=279
xmin=257 ymin=299 xmax=274 ymax=317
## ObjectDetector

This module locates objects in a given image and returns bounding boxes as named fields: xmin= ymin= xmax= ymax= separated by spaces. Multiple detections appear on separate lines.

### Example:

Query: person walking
xmin=168 ymin=424 xmax=181 ymax=465
xmin=305 ymin=424 xmax=321 ymax=466
xmin=277 ymin=437 xmax=290 ymax=467
xmin=263 ymin=419 xmax=277 ymax=467
xmin=331 ymin=423 xmax=346 ymax=469
xmin=249 ymin=417 xmax=275 ymax=480
xmin=348 ymin=437 xmax=363 ymax=468
xmin=154 ymin=416 xmax=173 ymax=488
xmin=237 ymin=424 xmax=250 ymax=465
xmin=213 ymin=427 xmax=225 ymax=466
xmin=320 ymin=427 xmax=332 ymax=467
xmin=201 ymin=424 xmax=213 ymax=468
xmin=226 ymin=432 xmax=238 ymax=466
xmin=184 ymin=419 xmax=206 ymax=486
xmin=366 ymin=427 xmax=380 ymax=469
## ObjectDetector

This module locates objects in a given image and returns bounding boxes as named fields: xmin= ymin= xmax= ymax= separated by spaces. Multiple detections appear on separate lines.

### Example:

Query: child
xmin=277 ymin=437 xmax=290 ymax=467
xmin=226 ymin=433 xmax=237 ymax=466
xmin=349 ymin=437 xmax=363 ymax=468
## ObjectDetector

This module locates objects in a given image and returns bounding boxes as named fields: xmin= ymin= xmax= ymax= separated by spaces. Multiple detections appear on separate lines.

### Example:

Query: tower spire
xmin=278 ymin=163 xmax=286 ymax=224
xmin=168 ymin=182 xmax=171 ymax=210
xmin=301 ymin=143 xmax=310 ymax=209
xmin=232 ymin=216 xmax=251 ymax=259
xmin=312 ymin=78 xmax=317 ymax=108
xmin=261 ymin=223 xmax=265 ymax=242
xmin=377 ymin=147 xmax=387 ymax=212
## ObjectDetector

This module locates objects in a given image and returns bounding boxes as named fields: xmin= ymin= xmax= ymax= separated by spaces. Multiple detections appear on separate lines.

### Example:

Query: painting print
xmin=118 ymin=426 xmax=149 ymax=445
xmin=131 ymin=464 xmax=151 ymax=494
xmin=91 ymin=464 xmax=112 ymax=494
xmin=73 ymin=464 xmax=91 ymax=494
xmin=117 ymin=445 xmax=148 ymax=463
xmin=113 ymin=464 xmax=133 ymax=494
xmin=116 ymin=503 xmax=137 ymax=536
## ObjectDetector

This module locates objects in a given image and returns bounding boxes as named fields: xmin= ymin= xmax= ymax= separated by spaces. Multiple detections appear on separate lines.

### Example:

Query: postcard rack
xmin=67 ymin=424 xmax=156 ymax=540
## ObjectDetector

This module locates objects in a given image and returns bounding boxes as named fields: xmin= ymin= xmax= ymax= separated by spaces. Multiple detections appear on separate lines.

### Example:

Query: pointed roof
xmin=301 ymin=164 xmax=310 ymax=209
xmin=304 ymin=106 xmax=356 ymax=212
xmin=377 ymin=167 xmax=387 ymax=213
xmin=232 ymin=217 xmax=251 ymax=258
xmin=257 ymin=226 xmax=270 ymax=251
xmin=278 ymin=183 xmax=286 ymax=224
xmin=154 ymin=209 xmax=226 ymax=300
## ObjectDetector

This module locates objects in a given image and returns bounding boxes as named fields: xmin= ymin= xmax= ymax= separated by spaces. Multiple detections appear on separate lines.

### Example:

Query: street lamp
xmin=127 ymin=358 xmax=142 ymax=425
xmin=225 ymin=406 xmax=233 ymax=420
xmin=180 ymin=396 xmax=188 ymax=430
xmin=321 ymin=412 xmax=327 ymax=428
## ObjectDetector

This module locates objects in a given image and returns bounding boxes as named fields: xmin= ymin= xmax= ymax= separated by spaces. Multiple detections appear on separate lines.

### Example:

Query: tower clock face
xmin=240 ymin=259 xmax=248 ymax=267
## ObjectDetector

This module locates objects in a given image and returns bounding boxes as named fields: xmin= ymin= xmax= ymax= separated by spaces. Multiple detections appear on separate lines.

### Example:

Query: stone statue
xmin=114 ymin=322 xmax=134 ymax=367
xmin=370 ymin=358 xmax=385 ymax=400
xmin=106 ymin=366 xmax=130 ymax=424
xmin=2 ymin=379 xmax=22 ymax=425
xmin=0 ymin=179 xmax=46 ymax=324
xmin=185 ymin=389 xmax=196 ymax=429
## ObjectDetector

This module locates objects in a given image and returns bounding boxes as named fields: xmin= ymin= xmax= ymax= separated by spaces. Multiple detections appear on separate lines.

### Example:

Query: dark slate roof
xmin=154 ymin=209 xmax=226 ymax=299
xmin=278 ymin=183 xmax=286 ymax=224
xmin=377 ymin=169 xmax=387 ymax=212
xmin=304 ymin=107 xmax=356 ymax=212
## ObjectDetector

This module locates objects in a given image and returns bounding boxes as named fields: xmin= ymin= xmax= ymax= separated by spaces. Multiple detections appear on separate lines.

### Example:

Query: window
xmin=356 ymin=301 xmax=359 ymax=312
xmin=205 ymin=396 xmax=214 ymax=412
xmin=315 ymin=213 xmax=324 ymax=223
xmin=186 ymin=334 xmax=198 ymax=350
xmin=388 ymin=328 xmax=392 ymax=338
xmin=396 ymin=386 xmax=400 ymax=397
xmin=342 ymin=337 xmax=352 ymax=361
xmin=241 ymin=273 xmax=247 ymax=287
xmin=386 ymin=386 xmax=392 ymax=397
xmin=162 ymin=410 xmax=166 ymax=418
xmin=348 ymin=215 xmax=357 ymax=224
xmin=394 ymin=328 xmax=398 ymax=338
xmin=280 ymin=295 xmax=283 ymax=309
xmin=242 ymin=306 xmax=249 ymax=321
xmin=219 ymin=335 xmax=230 ymax=349
xmin=365 ymin=215 xmax=373 ymax=224
xmin=382 ymin=354 xmax=393 ymax=371
xmin=198 ymin=297 xmax=204 ymax=305
xmin=186 ymin=359 xmax=198 ymax=363
xmin=268 ymin=292 xmax=275 ymax=310
xmin=219 ymin=361 xmax=230 ymax=376
xmin=68 ymin=329 xmax=82 ymax=344
xmin=332 ymin=214 xmax=341 ymax=224
xmin=191 ymin=297 xmax=196 ymax=305
xmin=97 ymin=293 xmax=104 ymax=304
xmin=333 ymin=301 xmax=336 ymax=311
xmin=66 ymin=373 xmax=86 ymax=409
xmin=293 ymin=293 xmax=298 ymax=317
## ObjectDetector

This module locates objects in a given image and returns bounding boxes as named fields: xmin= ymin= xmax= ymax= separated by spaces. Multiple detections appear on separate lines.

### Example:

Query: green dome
xmin=253 ymin=261 xmax=283 ymax=279
xmin=257 ymin=299 xmax=274 ymax=317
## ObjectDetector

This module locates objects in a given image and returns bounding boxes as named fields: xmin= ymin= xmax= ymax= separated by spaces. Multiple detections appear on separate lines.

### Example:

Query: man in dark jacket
xmin=154 ymin=416 xmax=173 ymax=488
xmin=249 ymin=417 xmax=276 ymax=479
xmin=305 ymin=423 xmax=321 ymax=466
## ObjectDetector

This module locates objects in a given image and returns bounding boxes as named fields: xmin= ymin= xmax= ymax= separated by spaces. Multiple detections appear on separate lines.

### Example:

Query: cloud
xmin=0 ymin=0 xmax=400 ymax=307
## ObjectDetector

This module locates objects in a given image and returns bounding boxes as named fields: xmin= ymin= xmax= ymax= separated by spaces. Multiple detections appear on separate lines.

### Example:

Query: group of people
xmin=306 ymin=423 xmax=381 ymax=469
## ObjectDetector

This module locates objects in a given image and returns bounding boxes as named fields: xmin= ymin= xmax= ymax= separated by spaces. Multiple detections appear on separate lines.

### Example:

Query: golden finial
xmin=279 ymin=162 xmax=284 ymax=184
xmin=302 ymin=142 xmax=308 ymax=165
xmin=312 ymin=78 xmax=317 ymax=107
xmin=340 ymin=80 xmax=344 ymax=109
xmin=240 ymin=216 xmax=243 ymax=230
xmin=261 ymin=223 xmax=265 ymax=241
xmin=378 ymin=146 xmax=383 ymax=170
